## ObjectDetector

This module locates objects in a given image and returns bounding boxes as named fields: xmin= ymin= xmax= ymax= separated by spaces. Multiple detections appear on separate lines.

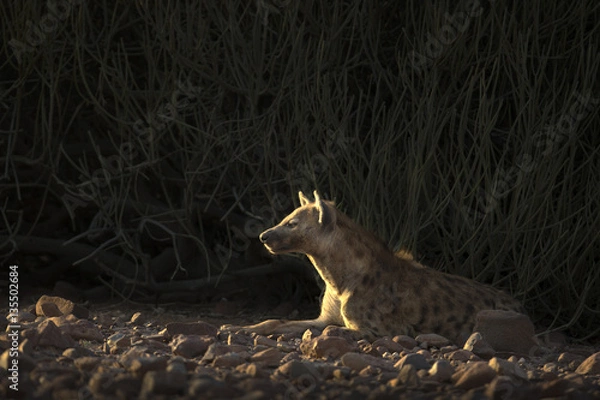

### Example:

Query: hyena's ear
xmin=298 ymin=191 xmax=311 ymax=207
xmin=314 ymin=191 xmax=336 ymax=228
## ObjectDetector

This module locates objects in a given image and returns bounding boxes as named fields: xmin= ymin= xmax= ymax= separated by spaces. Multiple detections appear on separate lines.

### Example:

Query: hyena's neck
xmin=306 ymin=212 xmax=397 ymax=294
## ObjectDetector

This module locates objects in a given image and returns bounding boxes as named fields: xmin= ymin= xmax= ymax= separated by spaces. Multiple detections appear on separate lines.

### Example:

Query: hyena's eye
xmin=286 ymin=219 xmax=298 ymax=228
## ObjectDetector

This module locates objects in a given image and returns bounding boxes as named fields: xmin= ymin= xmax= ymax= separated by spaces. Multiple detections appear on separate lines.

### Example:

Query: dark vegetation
xmin=1 ymin=0 xmax=598 ymax=341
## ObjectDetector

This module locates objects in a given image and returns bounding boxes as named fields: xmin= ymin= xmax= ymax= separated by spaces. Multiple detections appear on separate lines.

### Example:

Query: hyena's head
xmin=259 ymin=191 xmax=336 ymax=255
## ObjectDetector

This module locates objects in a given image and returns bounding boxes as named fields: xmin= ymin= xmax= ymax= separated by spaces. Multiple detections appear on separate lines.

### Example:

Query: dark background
xmin=1 ymin=0 xmax=598 ymax=342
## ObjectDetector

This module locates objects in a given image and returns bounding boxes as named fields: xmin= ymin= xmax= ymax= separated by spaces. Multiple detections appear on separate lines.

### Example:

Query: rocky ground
xmin=1 ymin=295 xmax=600 ymax=400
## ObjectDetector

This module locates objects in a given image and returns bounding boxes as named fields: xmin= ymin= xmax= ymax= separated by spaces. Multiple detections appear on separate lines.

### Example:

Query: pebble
xmin=341 ymin=352 xmax=395 ymax=372
xmin=575 ymin=352 xmax=600 ymax=375
xmin=171 ymin=334 xmax=213 ymax=358
xmin=392 ymin=335 xmax=418 ymax=349
xmin=463 ymin=332 xmax=496 ymax=359
xmin=415 ymin=333 xmax=451 ymax=348
xmin=453 ymin=361 xmax=497 ymax=390
xmin=488 ymin=356 xmax=528 ymax=380
xmin=428 ymin=359 xmax=454 ymax=382
xmin=300 ymin=335 xmax=355 ymax=359
xmin=394 ymin=353 xmax=430 ymax=371
xmin=250 ymin=347 xmax=284 ymax=367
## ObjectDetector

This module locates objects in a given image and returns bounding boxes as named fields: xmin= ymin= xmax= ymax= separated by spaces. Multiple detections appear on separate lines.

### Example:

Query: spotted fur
xmin=233 ymin=191 xmax=524 ymax=343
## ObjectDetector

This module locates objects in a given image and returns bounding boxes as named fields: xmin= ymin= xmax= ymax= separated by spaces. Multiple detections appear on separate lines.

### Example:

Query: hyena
xmin=229 ymin=191 xmax=524 ymax=343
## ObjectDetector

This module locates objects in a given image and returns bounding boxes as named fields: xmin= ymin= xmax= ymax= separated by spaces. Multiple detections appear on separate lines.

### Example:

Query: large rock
xmin=473 ymin=310 xmax=537 ymax=354
xmin=36 ymin=295 xmax=89 ymax=319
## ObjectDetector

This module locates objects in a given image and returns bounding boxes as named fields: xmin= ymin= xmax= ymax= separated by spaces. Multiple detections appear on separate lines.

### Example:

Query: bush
xmin=1 ymin=0 xmax=598 ymax=341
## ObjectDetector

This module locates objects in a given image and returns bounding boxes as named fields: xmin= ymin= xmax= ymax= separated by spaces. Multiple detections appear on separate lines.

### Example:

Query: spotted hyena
xmin=230 ymin=191 xmax=525 ymax=343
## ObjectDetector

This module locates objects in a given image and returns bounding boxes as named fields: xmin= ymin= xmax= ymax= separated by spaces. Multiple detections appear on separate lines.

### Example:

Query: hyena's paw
xmin=219 ymin=319 xmax=287 ymax=336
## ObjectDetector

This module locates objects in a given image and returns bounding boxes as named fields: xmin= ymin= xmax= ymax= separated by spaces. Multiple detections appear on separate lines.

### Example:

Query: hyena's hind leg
xmin=223 ymin=285 xmax=344 ymax=336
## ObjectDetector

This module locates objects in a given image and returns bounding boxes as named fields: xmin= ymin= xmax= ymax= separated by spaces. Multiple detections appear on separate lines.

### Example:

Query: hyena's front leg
xmin=230 ymin=317 xmax=330 ymax=336
xmin=223 ymin=285 xmax=344 ymax=336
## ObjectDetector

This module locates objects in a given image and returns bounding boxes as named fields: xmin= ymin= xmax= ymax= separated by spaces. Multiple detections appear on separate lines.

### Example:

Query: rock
xmin=130 ymin=312 xmax=147 ymax=325
xmin=113 ymin=374 xmax=143 ymax=398
xmin=575 ymin=352 xmax=600 ymax=375
xmin=372 ymin=337 xmax=405 ymax=353
xmin=189 ymin=377 xmax=242 ymax=398
xmin=35 ymin=295 xmax=89 ymax=319
xmin=129 ymin=356 xmax=168 ymax=375
xmin=250 ymin=347 xmax=284 ymax=367
xmin=140 ymin=370 xmax=186 ymax=397
xmin=445 ymin=349 xmax=476 ymax=362
xmin=301 ymin=327 xmax=322 ymax=341
xmin=118 ymin=347 xmax=155 ymax=369
xmin=39 ymin=302 xmax=62 ymax=317
xmin=415 ymin=333 xmax=451 ymax=348
xmin=1 ymin=349 xmax=36 ymax=372
xmin=11 ymin=311 xmax=36 ymax=323
xmin=463 ymin=332 xmax=496 ymax=359
xmin=557 ymin=352 xmax=584 ymax=365
xmin=428 ymin=359 xmax=454 ymax=382
xmin=275 ymin=360 xmax=321 ymax=380
xmin=201 ymin=343 xmax=247 ymax=363
xmin=63 ymin=347 xmax=96 ymax=358
xmin=107 ymin=332 xmax=131 ymax=350
xmin=227 ymin=333 xmax=252 ymax=345
xmin=453 ymin=361 xmax=497 ymax=390
xmin=300 ymin=336 xmax=355 ymax=359
xmin=321 ymin=325 xmax=357 ymax=342
xmin=254 ymin=335 xmax=279 ymax=347
xmin=488 ymin=357 xmax=527 ymax=380
xmin=171 ymin=335 xmax=213 ymax=358
xmin=473 ymin=310 xmax=537 ymax=354
xmin=89 ymin=372 xmax=115 ymax=397
xmin=341 ymin=352 xmax=395 ymax=372
xmin=73 ymin=357 xmax=103 ymax=371
xmin=484 ymin=376 xmax=517 ymax=399
xmin=530 ymin=378 xmax=569 ymax=398
xmin=392 ymin=335 xmax=418 ymax=349
xmin=212 ymin=352 xmax=246 ymax=368
xmin=394 ymin=353 xmax=430 ymax=371
xmin=36 ymin=320 xmax=76 ymax=349
xmin=165 ymin=321 xmax=218 ymax=337
xmin=49 ymin=316 xmax=104 ymax=342
xmin=394 ymin=364 xmax=420 ymax=388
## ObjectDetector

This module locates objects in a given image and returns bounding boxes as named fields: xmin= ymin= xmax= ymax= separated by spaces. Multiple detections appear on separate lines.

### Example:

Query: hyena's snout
xmin=259 ymin=228 xmax=274 ymax=244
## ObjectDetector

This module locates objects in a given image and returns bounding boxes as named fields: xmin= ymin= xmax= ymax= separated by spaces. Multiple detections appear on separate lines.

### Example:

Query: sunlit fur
xmin=231 ymin=191 xmax=525 ymax=343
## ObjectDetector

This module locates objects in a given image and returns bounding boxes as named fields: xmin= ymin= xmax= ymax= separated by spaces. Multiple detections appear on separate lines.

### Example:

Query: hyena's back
xmin=348 ymin=259 xmax=524 ymax=341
